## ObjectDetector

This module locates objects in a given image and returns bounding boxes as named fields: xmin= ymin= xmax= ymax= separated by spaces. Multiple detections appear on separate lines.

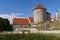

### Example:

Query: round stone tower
xmin=33 ymin=4 xmax=47 ymax=24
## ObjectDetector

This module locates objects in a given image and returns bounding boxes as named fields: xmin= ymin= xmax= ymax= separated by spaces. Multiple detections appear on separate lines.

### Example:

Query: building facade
xmin=51 ymin=11 xmax=60 ymax=21
xmin=13 ymin=4 xmax=51 ymax=31
xmin=13 ymin=17 xmax=33 ymax=31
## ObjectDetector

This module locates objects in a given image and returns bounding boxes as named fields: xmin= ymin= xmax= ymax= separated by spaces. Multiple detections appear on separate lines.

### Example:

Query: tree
xmin=0 ymin=17 xmax=4 ymax=31
xmin=3 ymin=19 xmax=11 ymax=31
xmin=0 ymin=17 xmax=13 ymax=31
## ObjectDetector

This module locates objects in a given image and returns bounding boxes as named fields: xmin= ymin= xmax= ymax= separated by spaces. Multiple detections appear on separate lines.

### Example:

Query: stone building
xmin=51 ymin=11 xmax=60 ymax=21
xmin=13 ymin=4 xmax=51 ymax=31
xmin=13 ymin=17 xmax=33 ymax=31
xmin=33 ymin=4 xmax=51 ymax=24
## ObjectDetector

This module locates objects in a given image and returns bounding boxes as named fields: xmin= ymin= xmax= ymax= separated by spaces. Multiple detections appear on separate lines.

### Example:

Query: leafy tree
xmin=0 ymin=17 xmax=13 ymax=31
xmin=3 ymin=19 xmax=11 ymax=31
xmin=0 ymin=17 xmax=4 ymax=31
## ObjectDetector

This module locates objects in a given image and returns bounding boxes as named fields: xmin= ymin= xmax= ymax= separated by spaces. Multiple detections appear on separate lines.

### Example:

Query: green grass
xmin=0 ymin=33 xmax=60 ymax=40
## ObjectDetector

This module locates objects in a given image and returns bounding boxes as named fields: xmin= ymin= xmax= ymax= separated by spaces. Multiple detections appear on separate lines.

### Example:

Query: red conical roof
xmin=34 ymin=4 xmax=46 ymax=10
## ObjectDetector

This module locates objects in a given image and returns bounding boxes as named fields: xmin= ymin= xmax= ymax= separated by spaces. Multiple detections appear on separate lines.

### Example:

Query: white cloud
xmin=11 ymin=13 xmax=24 ymax=16
xmin=0 ymin=13 xmax=24 ymax=24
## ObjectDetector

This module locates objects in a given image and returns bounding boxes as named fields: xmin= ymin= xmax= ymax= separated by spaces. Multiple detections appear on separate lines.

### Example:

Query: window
xmin=37 ymin=12 xmax=39 ymax=14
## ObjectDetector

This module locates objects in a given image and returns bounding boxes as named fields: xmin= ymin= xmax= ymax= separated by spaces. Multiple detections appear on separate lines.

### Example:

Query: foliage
xmin=0 ymin=17 xmax=12 ymax=31
xmin=0 ymin=33 xmax=59 ymax=40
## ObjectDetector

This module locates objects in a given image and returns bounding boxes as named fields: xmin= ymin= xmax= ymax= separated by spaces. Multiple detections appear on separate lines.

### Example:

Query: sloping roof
xmin=13 ymin=17 xmax=33 ymax=25
xmin=13 ymin=18 xmax=30 ymax=25
xmin=46 ymin=12 xmax=51 ymax=15
xmin=34 ymin=4 xmax=46 ymax=10
xmin=29 ymin=17 xmax=33 ymax=22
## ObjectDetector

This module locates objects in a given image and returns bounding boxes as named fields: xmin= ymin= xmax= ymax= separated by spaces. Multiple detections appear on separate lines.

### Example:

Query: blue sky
xmin=0 ymin=0 xmax=60 ymax=23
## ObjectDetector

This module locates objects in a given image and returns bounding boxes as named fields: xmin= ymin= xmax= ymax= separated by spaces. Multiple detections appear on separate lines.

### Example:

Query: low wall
xmin=1 ymin=30 xmax=60 ymax=34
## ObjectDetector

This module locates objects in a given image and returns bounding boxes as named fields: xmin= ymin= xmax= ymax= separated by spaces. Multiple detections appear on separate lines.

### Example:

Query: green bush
xmin=0 ymin=33 xmax=59 ymax=40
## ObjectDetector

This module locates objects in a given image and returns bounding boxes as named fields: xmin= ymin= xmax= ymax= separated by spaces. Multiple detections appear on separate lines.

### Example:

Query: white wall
xmin=13 ymin=25 xmax=30 ymax=31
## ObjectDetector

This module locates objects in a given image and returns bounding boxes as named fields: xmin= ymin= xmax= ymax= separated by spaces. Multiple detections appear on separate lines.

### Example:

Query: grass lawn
xmin=0 ymin=33 xmax=60 ymax=40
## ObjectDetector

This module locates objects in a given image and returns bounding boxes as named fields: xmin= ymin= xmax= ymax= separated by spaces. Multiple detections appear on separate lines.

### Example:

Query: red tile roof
xmin=13 ymin=18 xmax=30 ymax=25
xmin=29 ymin=17 xmax=33 ymax=22
xmin=13 ymin=17 xmax=33 ymax=25
xmin=34 ymin=4 xmax=46 ymax=10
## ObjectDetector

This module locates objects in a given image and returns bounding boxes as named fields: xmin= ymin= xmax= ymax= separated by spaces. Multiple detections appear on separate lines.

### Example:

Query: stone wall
xmin=33 ymin=9 xmax=46 ymax=24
